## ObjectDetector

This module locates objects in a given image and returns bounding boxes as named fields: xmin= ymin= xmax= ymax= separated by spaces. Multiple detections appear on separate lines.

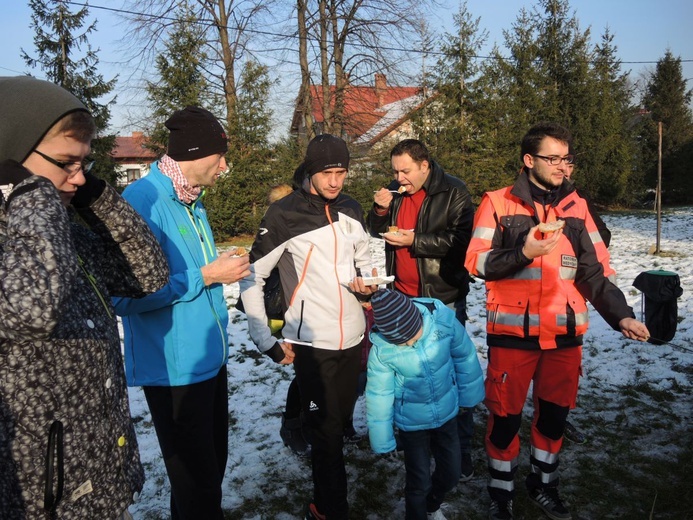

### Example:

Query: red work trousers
xmin=484 ymin=346 xmax=582 ymax=462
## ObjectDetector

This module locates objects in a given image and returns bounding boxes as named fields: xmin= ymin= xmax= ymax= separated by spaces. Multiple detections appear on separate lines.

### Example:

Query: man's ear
xmin=522 ymin=154 xmax=534 ymax=170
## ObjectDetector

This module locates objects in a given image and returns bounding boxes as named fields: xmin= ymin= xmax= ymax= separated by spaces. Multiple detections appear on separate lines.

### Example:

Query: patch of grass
xmin=631 ymin=382 xmax=676 ymax=402
xmin=217 ymin=235 xmax=254 ymax=249
xmin=654 ymin=250 xmax=688 ymax=258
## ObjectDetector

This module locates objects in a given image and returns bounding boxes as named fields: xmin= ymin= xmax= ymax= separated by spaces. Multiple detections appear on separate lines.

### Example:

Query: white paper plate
xmin=360 ymin=275 xmax=395 ymax=285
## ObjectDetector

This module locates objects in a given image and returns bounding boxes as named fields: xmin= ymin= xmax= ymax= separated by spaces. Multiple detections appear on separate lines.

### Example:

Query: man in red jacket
xmin=465 ymin=122 xmax=649 ymax=520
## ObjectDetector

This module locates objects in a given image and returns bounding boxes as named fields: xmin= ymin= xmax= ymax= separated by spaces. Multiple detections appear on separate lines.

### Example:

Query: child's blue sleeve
xmin=365 ymin=347 xmax=397 ymax=453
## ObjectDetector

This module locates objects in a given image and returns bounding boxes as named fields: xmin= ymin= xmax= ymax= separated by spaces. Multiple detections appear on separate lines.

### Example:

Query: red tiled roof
xmin=112 ymin=133 xmax=157 ymax=161
xmin=308 ymin=78 xmax=421 ymax=141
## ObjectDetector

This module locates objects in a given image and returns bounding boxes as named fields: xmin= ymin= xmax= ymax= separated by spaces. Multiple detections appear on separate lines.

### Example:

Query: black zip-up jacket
xmin=367 ymin=160 xmax=474 ymax=304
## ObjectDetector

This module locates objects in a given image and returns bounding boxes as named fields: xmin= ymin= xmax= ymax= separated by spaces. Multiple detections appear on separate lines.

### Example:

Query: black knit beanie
xmin=165 ymin=106 xmax=228 ymax=161
xmin=371 ymin=289 xmax=423 ymax=345
xmin=304 ymin=134 xmax=349 ymax=176
xmin=0 ymin=76 xmax=89 ymax=163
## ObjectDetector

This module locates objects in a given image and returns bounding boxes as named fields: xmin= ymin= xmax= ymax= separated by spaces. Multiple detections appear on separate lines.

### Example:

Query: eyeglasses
xmin=532 ymin=154 xmax=575 ymax=166
xmin=33 ymin=149 xmax=95 ymax=176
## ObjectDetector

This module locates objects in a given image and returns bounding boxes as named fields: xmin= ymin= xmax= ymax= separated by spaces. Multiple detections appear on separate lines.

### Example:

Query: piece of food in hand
xmin=387 ymin=226 xmax=399 ymax=234
xmin=537 ymin=220 xmax=565 ymax=233
xmin=397 ymin=185 xmax=407 ymax=193
xmin=231 ymin=246 xmax=248 ymax=256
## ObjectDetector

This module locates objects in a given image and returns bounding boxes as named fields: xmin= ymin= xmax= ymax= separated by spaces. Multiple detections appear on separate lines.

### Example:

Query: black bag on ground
xmin=632 ymin=270 xmax=683 ymax=345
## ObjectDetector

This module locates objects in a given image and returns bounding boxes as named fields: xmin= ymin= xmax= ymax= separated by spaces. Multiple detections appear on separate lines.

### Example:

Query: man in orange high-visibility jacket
xmin=465 ymin=122 xmax=650 ymax=520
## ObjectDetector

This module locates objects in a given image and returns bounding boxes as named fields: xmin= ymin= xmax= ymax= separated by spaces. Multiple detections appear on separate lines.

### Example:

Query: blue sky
xmin=1 ymin=0 xmax=691 ymax=134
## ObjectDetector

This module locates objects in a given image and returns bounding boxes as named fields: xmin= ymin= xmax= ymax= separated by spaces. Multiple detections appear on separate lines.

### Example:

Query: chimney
xmin=375 ymin=73 xmax=386 ymax=107
xmin=132 ymin=131 xmax=144 ymax=139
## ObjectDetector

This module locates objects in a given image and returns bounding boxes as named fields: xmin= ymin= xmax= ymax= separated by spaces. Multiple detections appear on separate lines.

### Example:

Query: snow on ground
xmin=127 ymin=208 xmax=692 ymax=519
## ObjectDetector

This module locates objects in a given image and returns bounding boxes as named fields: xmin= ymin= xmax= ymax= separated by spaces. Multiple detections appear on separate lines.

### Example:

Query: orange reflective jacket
xmin=465 ymin=173 xmax=632 ymax=350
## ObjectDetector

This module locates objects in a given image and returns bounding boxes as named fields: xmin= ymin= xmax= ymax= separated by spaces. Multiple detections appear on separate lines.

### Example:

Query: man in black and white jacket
xmin=240 ymin=134 xmax=377 ymax=520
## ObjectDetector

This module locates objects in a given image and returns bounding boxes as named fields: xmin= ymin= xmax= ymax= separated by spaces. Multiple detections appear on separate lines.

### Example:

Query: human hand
xmin=373 ymin=188 xmax=394 ymax=211
xmin=521 ymin=224 xmax=562 ymax=259
xmin=278 ymin=342 xmax=295 ymax=364
xmin=383 ymin=228 xmax=414 ymax=247
xmin=201 ymin=250 xmax=251 ymax=285
xmin=349 ymin=267 xmax=379 ymax=295
xmin=619 ymin=317 xmax=650 ymax=342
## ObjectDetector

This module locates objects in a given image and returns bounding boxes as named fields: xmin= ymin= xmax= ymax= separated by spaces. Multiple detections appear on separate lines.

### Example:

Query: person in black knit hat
xmin=240 ymin=134 xmax=378 ymax=520
xmin=113 ymin=105 xmax=250 ymax=520
xmin=165 ymin=106 xmax=229 ymax=161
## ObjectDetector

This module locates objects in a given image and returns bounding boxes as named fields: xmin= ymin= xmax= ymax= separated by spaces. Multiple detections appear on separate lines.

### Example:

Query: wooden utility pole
xmin=655 ymin=122 xmax=663 ymax=254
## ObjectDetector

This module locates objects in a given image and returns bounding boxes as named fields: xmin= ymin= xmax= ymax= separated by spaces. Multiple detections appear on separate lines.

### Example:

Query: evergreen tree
xmin=22 ymin=0 xmax=118 ymax=184
xmin=145 ymin=5 xmax=213 ymax=156
xmin=460 ymin=0 xmax=641 ymax=205
xmin=639 ymin=50 xmax=693 ymax=203
xmin=533 ymin=0 xmax=590 ymax=121
xmin=576 ymin=29 xmax=639 ymax=205
xmin=233 ymin=60 xmax=275 ymax=159
xmin=419 ymin=3 xmax=490 ymax=192
xmin=206 ymin=60 xmax=283 ymax=239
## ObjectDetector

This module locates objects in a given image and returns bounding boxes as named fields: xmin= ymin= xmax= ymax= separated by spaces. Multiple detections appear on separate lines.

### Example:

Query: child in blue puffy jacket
xmin=366 ymin=289 xmax=484 ymax=520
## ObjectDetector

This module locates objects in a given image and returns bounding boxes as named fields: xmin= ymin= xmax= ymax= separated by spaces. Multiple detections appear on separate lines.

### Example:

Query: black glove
xmin=71 ymin=172 xmax=106 ymax=208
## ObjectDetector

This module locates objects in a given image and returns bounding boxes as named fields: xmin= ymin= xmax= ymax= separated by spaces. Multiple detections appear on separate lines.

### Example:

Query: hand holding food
xmin=522 ymin=223 xmax=563 ymax=259
xmin=201 ymin=249 xmax=251 ymax=285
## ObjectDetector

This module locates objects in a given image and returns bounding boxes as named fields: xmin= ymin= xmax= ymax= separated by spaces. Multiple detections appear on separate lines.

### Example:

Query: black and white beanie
xmin=370 ymin=289 xmax=423 ymax=345
xmin=165 ymin=106 xmax=228 ymax=161
xmin=303 ymin=134 xmax=349 ymax=177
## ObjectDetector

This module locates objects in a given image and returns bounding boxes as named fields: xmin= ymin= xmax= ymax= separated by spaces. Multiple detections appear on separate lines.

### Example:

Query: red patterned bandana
xmin=158 ymin=154 xmax=202 ymax=204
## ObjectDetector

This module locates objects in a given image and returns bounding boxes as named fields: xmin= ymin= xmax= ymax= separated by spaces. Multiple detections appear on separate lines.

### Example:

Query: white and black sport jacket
xmin=240 ymin=188 xmax=373 ymax=361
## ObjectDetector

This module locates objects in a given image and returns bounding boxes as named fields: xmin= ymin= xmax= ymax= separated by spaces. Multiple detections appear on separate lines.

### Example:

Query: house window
xmin=126 ymin=169 xmax=141 ymax=183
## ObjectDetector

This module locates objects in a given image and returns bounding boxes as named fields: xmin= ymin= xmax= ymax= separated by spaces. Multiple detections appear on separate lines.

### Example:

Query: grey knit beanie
xmin=0 ymin=76 xmax=90 ymax=163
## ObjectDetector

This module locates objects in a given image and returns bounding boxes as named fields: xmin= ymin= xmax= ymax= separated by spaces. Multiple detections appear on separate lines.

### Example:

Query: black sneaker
xmin=460 ymin=452 xmax=474 ymax=482
xmin=488 ymin=498 xmax=513 ymax=520
xmin=564 ymin=420 xmax=587 ymax=444
xmin=528 ymin=487 xmax=572 ymax=520
xmin=280 ymin=413 xmax=310 ymax=456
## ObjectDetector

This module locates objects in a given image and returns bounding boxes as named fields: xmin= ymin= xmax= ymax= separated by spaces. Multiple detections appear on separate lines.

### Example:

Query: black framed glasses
xmin=33 ymin=149 xmax=95 ymax=176
xmin=532 ymin=154 xmax=575 ymax=166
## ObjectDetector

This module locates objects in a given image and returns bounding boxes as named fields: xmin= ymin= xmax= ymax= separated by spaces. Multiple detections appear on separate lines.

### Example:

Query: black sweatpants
xmin=143 ymin=366 xmax=228 ymax=520
xmin=293 ymin=344 xmax=361 ymax=520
